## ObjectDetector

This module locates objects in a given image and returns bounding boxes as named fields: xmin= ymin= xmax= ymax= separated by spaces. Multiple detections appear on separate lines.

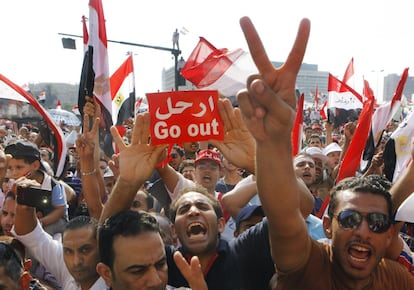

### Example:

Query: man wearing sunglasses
xmin=236 ymin=16 xmax=414 ymax=289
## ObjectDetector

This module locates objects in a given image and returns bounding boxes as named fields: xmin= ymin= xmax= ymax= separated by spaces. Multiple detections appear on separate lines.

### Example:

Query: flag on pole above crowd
xmin=342 ymin=57 xmax=354 ymax=86
xmin=317 ymin=80 xmax=375 ymax=218
xmin=292 ymin=93 xmax=305 ymax=156
xmin=82 ymin=15 xmax=89 ymax=52
xmin=361 ymin=67 xmax=408 ymax=173
xmin=314 ymin=85 xmax=319 ymax=110
xmin=110 ymin=53 xmax=135 ymax=126
xmin=383 ymin=109 xmax=414 ymax=183
xmin=320 ymin=58 xmax=355 ymax=120
xmin=78 ymin=0 xmax=113 ymax=157
xmin=327 ymin=73 xmax=363 ymax=127
xmin=180 ymin=37 xmax=258 ymax=97
xmin=0 ymin=74 xmax=67 ymax=178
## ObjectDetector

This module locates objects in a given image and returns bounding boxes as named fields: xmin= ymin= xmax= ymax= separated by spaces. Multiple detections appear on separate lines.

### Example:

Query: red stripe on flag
xmin=0 ymin=74 xmax=67 ymax=177
xmin=292 ymin=93 xmax=304 ymax=156
xmin=110 ymin=55 xmax=134 ymax=100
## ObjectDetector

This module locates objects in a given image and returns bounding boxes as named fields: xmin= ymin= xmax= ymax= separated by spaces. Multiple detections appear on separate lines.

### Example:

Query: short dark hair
xmin=328 ymin=176 xmax=393 ymax=220
xmin=179 ymin=159 xmax=195 ymax=173
xmin=63 ymin=215 xmax=98 ymax=240
xmin=172 ymin=145 xmax=184 ymax=157
xmin=0 ymin=241 xmax=23 ymax=282
xmin=98 ymin=210 xmax=160 ymax=269
xmin=169 ymin=185 xmax=223 ymax=223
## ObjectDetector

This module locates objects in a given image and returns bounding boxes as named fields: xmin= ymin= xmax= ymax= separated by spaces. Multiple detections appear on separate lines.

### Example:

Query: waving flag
xmin=0 ymin=74 xmax=67 ymax=177
xmin=320 ymin=58 xmax=354 ymax=121
xmin=361 ymin=68 xmax=408 ymax=172
xmin=327 ymin=74 xmax=363 ymax=127
xmin=110 ymin=54 xmax=135 ymax=126
xmin=292 ymin=93 xmax=304 ymax=156
xmin=317 ymin=80 xmax=374 ymax=218
xmin=342 ymin=57 xmax=354 ymax=85
xmin=78 ymin=0 xmax=113 ymax=157
xmin=82 ymin=15 xmax=89 ymax=52
xmin=181 ymin=37 xmax=257 ymax=97
xmin=383 ymin=109 xmax=414 ymax=183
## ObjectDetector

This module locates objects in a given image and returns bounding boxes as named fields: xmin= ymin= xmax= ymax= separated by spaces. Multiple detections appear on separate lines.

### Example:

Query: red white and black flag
xmin=0 ymin=74 xmax=67 ymax=177
xmin=78 ymin=0 xmax=113 ymax=157
xmin=110 ymin=54 xmax=135 ymax=126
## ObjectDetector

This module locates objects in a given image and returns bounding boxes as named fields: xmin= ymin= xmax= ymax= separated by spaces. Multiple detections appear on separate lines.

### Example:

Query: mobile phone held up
xmin=16 ymin=186 xmax=52 ymax=208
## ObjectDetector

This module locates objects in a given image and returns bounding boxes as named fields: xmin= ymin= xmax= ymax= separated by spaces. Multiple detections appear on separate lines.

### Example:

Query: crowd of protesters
xmin=1 ymin=16 xmax=414 ymax=290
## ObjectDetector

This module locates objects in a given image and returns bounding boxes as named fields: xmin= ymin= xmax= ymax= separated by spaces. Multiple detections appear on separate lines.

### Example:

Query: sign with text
xmin=146 ymin=90 xmax=224 ymax=145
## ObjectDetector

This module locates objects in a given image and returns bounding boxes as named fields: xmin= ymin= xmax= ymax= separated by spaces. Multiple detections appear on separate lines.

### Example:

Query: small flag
xmin=292 ymin=93 xmax=304 ymax=156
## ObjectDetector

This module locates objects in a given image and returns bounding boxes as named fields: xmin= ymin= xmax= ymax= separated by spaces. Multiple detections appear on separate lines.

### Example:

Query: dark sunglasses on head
xmin=334 ymin=209 xmax=391 ymax=233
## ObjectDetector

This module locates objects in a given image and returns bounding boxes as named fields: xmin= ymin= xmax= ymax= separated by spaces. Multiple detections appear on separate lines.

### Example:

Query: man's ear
xmin=33 ymin=160 xmax=41 ymax=170
xmin=217 ymin=217 xmax=226 ymax=234
xmin=96 ymin=262 xmax=112 ymax=288
xmin=322 ymin=215 xmax=332 ymax=239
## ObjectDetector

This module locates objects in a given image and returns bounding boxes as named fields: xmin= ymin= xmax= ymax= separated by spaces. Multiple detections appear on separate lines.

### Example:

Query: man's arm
xmin=75 ymin=114 xmax=104 ymax=220
xmin=99 ymin=113 xmax=167 ymax=223
xmin=237 ymin=16 xmax=311 ymax=272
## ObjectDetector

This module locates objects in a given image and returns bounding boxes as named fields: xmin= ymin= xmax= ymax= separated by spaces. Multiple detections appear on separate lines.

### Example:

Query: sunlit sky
xmin=1 ymin=0 xmax=413 ymax=102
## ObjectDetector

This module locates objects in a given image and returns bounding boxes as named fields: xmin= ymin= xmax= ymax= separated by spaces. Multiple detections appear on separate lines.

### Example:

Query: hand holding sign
xmin=110 ymin=113 xmax=168 ymax=189
xmin=209 ymin=98 xmax=256 ymax=174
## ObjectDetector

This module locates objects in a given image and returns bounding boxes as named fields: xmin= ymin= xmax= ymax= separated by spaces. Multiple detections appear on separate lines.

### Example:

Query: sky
xmin=1 ymin=0 xmax=414 ymax=103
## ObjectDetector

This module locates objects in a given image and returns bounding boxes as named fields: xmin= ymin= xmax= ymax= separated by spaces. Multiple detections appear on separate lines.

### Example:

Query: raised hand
xmin=209 ymin=98 xmax=256 ymax=173
xmin=75 ymin=114 xmax=99 ymax=161
xmin=110 ymin=113 xmax=167 ymax=188
xmin=237 ymin=17 xmax=310 ymax=143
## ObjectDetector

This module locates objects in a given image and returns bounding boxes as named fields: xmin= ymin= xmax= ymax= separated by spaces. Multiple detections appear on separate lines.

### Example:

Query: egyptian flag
xmin=0 ymin=74 xmax=67 ymax=178
xmin=327 ymin=74 xmax=363 ymax=128
xmin=110 ymin=54 xmax=135 ymax=126
xmin=320 ymin=58 xmax=354 ymax=121
xmin=78 ymin=0 xmax=113 ymax=157
xmin=180 ymin=37 xmax=257 ymax=97
xmin=361 ymin=68 xmax=408 ymax=173
xmin=383 ymin=109 xmax=414 ymax=183
xmin=292 ymin=93 xmax=304 ymax=155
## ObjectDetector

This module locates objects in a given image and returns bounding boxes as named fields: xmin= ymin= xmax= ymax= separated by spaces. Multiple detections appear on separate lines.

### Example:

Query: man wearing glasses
xmin=236 ymin=16 xmax=414 ymax=289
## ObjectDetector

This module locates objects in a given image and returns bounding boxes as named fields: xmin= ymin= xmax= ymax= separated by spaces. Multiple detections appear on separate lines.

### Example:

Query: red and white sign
xmin=146 ymin=90 xmax=224 ymax=145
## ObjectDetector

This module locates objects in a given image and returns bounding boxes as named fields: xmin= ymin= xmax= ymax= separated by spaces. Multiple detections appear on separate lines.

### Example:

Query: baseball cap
xmin=4 ymin=140 xmax=40 ymax=161
xmin=235 ymin=205 xmax=265 ymax=230
xmin=323 ymin=142 xmax=342 ymax=156
xmin=302 ymin=147 xmax=327 ymax=164
xmin=195 ymin=149 xmax=222 ymax=166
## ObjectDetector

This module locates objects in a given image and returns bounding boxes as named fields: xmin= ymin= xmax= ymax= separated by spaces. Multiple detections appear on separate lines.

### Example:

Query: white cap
xmin=323 ymin=142 xmax=343 ymax=156
xmin=302 ymin=147 xmax=327 ymax=164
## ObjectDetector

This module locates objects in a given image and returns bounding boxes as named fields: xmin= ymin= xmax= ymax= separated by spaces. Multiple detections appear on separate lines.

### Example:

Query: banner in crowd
xmin=146 ymin=90 xmax=224 ymax=145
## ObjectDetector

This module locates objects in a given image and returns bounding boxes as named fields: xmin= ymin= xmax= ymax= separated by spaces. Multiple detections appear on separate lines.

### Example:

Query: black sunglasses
xmin=169 ymin=153 xmax=178 ymax=159
xmin=334 ymin=209 xmax=391 ymax=233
